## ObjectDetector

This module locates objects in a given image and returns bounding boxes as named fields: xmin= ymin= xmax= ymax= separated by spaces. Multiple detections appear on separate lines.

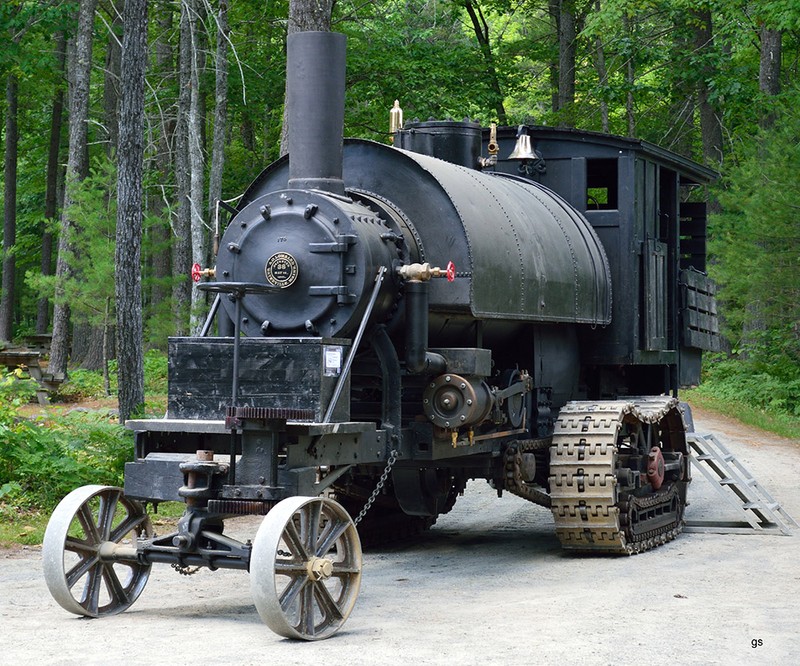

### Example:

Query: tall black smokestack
xmin=286 ymin=31 xmax=347 ymax=195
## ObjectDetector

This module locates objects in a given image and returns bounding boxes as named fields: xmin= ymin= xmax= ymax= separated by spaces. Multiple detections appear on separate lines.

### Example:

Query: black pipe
xmin=286 ymin=31 xmax=346 ymax=195
xmin=405 ymin=280 xmax=446 ymax=375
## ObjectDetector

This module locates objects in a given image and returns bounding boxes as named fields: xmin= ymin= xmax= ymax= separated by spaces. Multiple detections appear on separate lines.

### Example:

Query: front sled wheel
xmin=42 ymin=485 xmax=153 ymax=617
xmin=250 ymin=496 xmax=362 ymax=640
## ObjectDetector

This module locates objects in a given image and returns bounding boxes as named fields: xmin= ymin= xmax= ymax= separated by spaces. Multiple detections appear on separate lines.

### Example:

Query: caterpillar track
xmin=547 ymin=397 xmax=689 ymax=555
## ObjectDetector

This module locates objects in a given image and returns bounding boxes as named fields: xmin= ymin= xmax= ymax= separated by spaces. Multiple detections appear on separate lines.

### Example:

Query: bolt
xmin=445 ymin=376 xmax=452 ymax=382
xmin=460 ymin=382 xmax=466 ymax=389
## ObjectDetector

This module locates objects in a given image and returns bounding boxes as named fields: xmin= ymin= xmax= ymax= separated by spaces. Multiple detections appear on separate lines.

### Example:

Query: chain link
xmin=353 ymin=450 xmax=398 ymax=526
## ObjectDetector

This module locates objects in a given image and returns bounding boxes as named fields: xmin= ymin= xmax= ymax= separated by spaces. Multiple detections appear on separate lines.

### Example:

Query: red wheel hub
xmin=646 ymin=446 xmax=665 ymax=490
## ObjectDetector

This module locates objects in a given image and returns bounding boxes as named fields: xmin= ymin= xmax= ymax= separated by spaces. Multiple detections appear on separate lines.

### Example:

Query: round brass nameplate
xmin=264 ymin=252 xmax=299 ymax=288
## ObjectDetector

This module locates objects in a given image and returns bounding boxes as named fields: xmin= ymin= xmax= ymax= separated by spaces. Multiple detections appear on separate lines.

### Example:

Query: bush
xmin=0 ymin=373 xmax=133 ymax=512
xmin=697 ymin=339 xmax=800 ymax=418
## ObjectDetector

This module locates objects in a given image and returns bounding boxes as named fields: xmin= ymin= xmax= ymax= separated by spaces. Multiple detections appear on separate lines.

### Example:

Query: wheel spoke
xmin=81 ymin=562 xmax=104 ymax=615
xmin=313 ymin=581 xmax=344 ymax=622
xmin=76 ymin=503 xmax=101 ymax=544
xmin=314 ymin=516 xmax=349 ymax=558
xmin=64 ymin=536 xmax=96 ymax=556
xmin=275 ymin=561 xmax=309 ymax=574
xmin=101 ymin=564 xmax=130 ymax=607
xmin=279 ymin=574 xmax=308 ymax=612
xmin=108 ymin=511 xmax=148 ymax=544
xmin=97 ymin=491 xmax=120 ymax=540
xmin=300 ymin=581 xmax=315 ymax=636
xmin=65 ymin=553 xmax=99 ymax=589
xmin=282 ymin=518 xmax=309 ymax=560
xmin=301 ymin=501 xmax=322 ymax=553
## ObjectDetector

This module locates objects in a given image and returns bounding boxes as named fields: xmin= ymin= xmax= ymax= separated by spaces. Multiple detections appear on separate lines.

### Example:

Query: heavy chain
xmin=171 ymin=563 xmax=201 ymax=576
xmin=353 ymin=450 xmax=399 ymax=526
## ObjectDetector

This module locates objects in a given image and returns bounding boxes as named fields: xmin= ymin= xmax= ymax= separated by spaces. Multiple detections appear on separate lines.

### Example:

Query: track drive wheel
xmin=42 ymin=485 xmax=153 ymax=617
xmin=250 ymin=496 xmax=362 ymax=640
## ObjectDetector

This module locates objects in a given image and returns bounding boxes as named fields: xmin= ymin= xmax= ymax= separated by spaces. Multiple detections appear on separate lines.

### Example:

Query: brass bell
xmin=508 ymin=125 xmax=537 ymax=161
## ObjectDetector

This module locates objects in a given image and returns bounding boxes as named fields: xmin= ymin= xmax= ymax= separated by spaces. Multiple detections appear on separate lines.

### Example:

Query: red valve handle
xmin=446 ymin=261 xmax=456 ymax=282
xmin=191 ymin=263 xmax=202 ymax=283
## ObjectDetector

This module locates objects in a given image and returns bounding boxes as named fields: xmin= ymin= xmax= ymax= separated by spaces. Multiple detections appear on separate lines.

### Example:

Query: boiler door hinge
xmin=309 ymin=235 xmax=358 ymax=253
xmin=309 ymin=285 xmax=357 ymax=304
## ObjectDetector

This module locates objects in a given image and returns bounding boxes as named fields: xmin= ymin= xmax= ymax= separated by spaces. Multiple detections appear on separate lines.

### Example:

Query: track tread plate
xmin=548 ymin=397 xmax=685 ymax=555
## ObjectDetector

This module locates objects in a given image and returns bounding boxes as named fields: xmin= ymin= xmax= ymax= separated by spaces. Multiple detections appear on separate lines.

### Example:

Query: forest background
xmin=0 ymin=0 xmax=798 ymax=428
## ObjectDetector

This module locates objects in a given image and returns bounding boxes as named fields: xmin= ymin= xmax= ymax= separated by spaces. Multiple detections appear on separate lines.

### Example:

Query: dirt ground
xmin=1 ymin=406 xmax=798 ymax=665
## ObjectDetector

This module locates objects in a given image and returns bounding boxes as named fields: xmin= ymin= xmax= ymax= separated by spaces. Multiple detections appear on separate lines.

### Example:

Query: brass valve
xmin=397 ymin=261 xmax=456 ymax=282
xmin=191 ymin=263 xmax=216 ymax=282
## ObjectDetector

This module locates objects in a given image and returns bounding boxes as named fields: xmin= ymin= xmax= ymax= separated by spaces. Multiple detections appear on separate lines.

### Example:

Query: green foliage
xmin=696 ymin=346 xmax=800 ymax=417
xmin=0 ymin=374 xmax=132 ymax=512
xmin=55 ymin=368 xmax=108 ymax=401
xmin=709 ymin=107 xmax=800 ymax=351
xmin=54 ymin=349 xmax=168 ymax=401
xmin=341 ymin=1 xmax=506 ymax=139
xmin=142 ymin=349 xmax=168 ymax=394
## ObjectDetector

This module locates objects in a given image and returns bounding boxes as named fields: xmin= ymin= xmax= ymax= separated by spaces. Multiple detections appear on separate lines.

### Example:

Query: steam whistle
xmin=389 ymin=100 xmax=403 ymax=142
xmin=479 ymin=123 xmax=499 ymax=169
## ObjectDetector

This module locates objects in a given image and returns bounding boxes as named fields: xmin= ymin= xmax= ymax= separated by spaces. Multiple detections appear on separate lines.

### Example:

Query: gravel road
xmin=1 ymin=407 xmax=798 ymax=665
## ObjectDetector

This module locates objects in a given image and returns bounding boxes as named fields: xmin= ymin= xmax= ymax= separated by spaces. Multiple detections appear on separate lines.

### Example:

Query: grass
xmin=0 ymin=508 xmax=49 ymax=547
xmin=682 ymin=389 xmax=800 ymax=440
xmin=0 ymin=501 xmax=186 ymax=549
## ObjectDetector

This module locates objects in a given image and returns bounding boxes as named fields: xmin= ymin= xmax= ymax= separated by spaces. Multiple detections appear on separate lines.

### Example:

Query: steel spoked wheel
xmin=42 ymin=485 xmax=153 ymax=617
xmin=250 ymin=496 xmax=362 ymax=640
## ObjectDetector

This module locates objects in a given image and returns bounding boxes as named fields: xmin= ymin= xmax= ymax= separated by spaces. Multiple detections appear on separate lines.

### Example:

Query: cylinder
xmin=286 ymin=31 xmax=347 ymax=195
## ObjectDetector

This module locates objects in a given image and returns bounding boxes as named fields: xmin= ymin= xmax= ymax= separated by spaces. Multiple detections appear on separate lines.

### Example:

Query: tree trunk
xmin=0 ymin=74 xmax=19 ymax=342
xmin=49 ymin=0 xmax=99 ymax=377
xmin=116 ymin=0 xmax=148 ymax=422
xmin=37 ymin=33 xmax=67 ymax=335
xmin=462 ymin=0 xmax=507 ymax=125
xmin=103 ymin=3 xmax=123 ymax=156
xmin=691 ymin=8 xmax=723 ymax=167
xmin=207 ymin=0 xmax=229 ymax=259
xmin=172 ymin=0 xmax=193 ymax=335
xmin=148 ymin=1 xmax=174 ymax=328
xmin=279 ymin=0 xmax=334 ymax=156
xmin=557 ymin=0 xmax=577 ymax=127
xmin=759 ymin=27 xmax=781 ymax=128
xmin=623 ymin=12 xmax=635 ymax=137
xmin=188 ymin=0 xmax=206 ymax=333
xmin=592 ymin=1 xmax=609 ymax=133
